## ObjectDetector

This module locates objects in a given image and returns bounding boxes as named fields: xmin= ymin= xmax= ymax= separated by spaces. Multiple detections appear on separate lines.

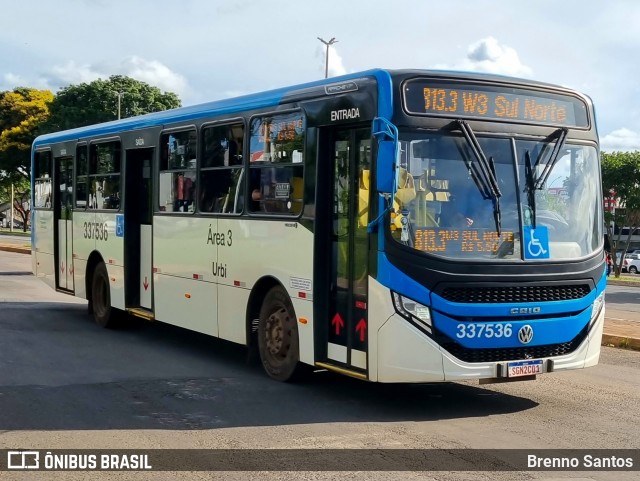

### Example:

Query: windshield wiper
xmin=534 ymin=128 xmax=568 ymax=190
xmin=524 ymin=128 xmax=568 ymax=228
xmin=488 ymin=155 xmax=502 ymax=235
xmin=524 ymin=151 xmax=537 ymax=228
xmin=457 ymin=120 xmax=502 ymax=199
xmin=456 ymin=120 xmax=502 ymax=234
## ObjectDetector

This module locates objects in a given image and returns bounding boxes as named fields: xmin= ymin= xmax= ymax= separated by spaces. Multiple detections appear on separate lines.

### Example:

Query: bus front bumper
xmin=375 ymin=307 xmax=604 ymax=383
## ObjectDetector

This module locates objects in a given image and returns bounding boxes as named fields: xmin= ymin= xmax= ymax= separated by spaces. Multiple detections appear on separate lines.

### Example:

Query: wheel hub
xmin=265 ymin=307 xmax=291 ymax=357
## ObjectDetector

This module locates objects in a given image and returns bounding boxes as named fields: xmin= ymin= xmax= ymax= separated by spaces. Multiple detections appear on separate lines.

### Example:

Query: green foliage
xmin=0 ymin=88 xmax=54 ymax=179
xmin=601 ymin=150 xmax=640 ymax=276
xmin=0 ymin=174 xmax=31 ymax=230
xmin=0 ymin=171 xmax=28 ymax=196
xmin=44 ymin=75 xmax=181 ymax=132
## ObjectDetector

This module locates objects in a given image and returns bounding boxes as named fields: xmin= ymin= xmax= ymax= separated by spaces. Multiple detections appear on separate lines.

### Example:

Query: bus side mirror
xmin=377 ymin=140 xmax=396 ymax=194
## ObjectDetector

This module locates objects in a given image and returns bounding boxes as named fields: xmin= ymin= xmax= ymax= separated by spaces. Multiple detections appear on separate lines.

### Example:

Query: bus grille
xmin=439 ymin=325 xmax=590 ymax=363
xmin=440 ymin=284 xmax=591 ymax=304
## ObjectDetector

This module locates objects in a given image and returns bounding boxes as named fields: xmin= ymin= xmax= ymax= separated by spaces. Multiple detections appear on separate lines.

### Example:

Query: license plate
xmin=507 ymin=359 xmax=543 ymax=377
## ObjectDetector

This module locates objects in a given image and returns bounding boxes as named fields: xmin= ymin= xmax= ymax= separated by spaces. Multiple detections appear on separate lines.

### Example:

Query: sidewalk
xmin=601 ymin=318 xmax=640 ymax=350
xmin=1 ymin=243 xmax=638 ymax=351
xmin=0 ymin=242 xmax=31 ymax=255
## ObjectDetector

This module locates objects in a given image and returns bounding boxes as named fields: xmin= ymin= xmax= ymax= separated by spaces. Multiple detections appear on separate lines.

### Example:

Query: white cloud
xmin=327 ymin=46 xmax=347 ymax=77
xmin=601 ymin=128 xmax=640 ymax=152
xmin=316 ymin=44 xmax=347 ymax=78
xmin=2 ymin=72 xmax=52 ymax=92
xmin=2 ymin=73 xmax=25 ymax=89
xmin=436 ymin=37 xmax=533 ymax=78
xmin=222 ymin=89 xmax=251 ymax=99
xmin=118 ymin=56 xmax=188 ymax=96
xmin=44 ymin=56 xmax=188 ymax=97
xmin=50 ymin=61 xmax=103 ymax=85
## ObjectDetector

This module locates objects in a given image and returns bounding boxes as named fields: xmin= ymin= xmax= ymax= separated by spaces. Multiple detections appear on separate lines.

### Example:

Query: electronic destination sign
xmin=403 ymin=79 xmax=589 ymax=128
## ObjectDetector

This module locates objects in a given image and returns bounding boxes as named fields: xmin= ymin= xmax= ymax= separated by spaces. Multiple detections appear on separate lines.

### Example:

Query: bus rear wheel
xmin=91 ymin=262 xmax=118 ymax=328
xmin=258 ymin=286 xmax=300 ymax=381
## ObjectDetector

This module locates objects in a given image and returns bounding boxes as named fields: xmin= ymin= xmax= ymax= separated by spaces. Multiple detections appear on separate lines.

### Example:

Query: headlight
xmin=392 ymin=292 xmax=432 ymax=333
xmin=590 ymin=292 xmax=605 ymax=324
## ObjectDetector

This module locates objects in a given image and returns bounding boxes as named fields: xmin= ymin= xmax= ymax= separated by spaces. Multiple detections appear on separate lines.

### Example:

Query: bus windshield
xmin=390 ymin=131 xmax=602 ymax=261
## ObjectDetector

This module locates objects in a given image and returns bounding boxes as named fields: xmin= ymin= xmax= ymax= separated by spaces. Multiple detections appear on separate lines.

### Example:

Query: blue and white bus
xmin=31 ymin=69 xmax=605 ymax=382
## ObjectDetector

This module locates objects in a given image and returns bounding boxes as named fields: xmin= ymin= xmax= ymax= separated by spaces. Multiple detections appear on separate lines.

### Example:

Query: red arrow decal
xmin=143 ymin=277 xmax=149 ymax=291
xmin=331 ymin=313 xmax=344 ymax=335
xmin=355 ymin=319 xmax=367 ymax=343
xmin=60 ymin=261 xmax=65 ymax=273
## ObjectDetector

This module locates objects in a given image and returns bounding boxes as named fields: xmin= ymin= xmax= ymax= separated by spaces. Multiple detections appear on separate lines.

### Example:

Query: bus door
xmin=54 ymin=156 xmax=74 ymax=291
xmin=317 ymin=126 xmax=372 ymax=375
xmin=124 ymin=147 xmax=154 ymax=314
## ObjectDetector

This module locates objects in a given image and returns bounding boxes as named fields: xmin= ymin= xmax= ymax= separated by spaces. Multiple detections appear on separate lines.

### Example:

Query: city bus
xmin=31 ymin=69 xmax=605 ymax=383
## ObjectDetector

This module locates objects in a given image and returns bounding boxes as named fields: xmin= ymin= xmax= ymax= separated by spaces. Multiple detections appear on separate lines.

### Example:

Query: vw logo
xmin=518 ymin=325 xmax=534 ymax=344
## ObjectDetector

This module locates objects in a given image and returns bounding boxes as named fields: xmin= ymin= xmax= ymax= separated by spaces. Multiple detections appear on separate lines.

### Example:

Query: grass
xmin=608 ymin=274 xmax=640 ymax=285
xmin=0 ymin=229 xmax=31 ymax=237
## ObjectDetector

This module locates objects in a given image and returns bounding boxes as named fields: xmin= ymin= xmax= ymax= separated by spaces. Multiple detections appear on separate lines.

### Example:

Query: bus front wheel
xmin=91 ymin=262 xmax=118 ymax=328
xmin=258 ymin=286 xmax=300 ymax=381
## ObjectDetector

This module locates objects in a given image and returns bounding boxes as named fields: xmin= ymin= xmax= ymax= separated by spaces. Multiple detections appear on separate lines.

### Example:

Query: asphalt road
xmin=0 ymin=233 xmax=30 ymax=244
xmin=605 ymin=284 xmax=640 ymax=322
xmin=0 ymin=250 xmax=638 ymax=481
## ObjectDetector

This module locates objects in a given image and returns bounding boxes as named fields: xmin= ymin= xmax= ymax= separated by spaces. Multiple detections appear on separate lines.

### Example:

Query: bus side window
xmin=34 ymin=151 xmax=52 ymax=209
xmin=75 ymin=145 xmax=88 ymax=209
xmin=159 ymin=130 xmax=197 ymax=213
xmin=199 ymin=123 xmax=244 ymax=214
xmin=253 ymin=166 xmax=304 ymax=214
xmin=89 ymin=141 xmax=121 ymax=210
xmin=248 ymin=112 xmax=305 ymax=216
xmin=200 ymin=169 xmax=233 ymax=213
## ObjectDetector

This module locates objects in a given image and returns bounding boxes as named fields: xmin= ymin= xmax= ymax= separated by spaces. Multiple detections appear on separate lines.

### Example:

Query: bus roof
xmin=33 ymin=68 xmax=584 ymax=148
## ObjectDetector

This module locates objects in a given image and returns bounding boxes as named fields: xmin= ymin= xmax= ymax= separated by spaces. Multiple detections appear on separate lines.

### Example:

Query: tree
xmin=0 ymin=88 xmax=53 ymax=230
xmin=0 ymin=87 xmax=54 ymax=179
xmin=601 ymin=151 xmax=640 ymax=277
xmin=44 ymin=75 xmax=181 ymax=132
xmin=0 ymin=174 xmax=30 ymax=231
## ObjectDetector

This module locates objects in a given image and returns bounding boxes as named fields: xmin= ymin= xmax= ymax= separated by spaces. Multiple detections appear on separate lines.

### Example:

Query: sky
xmin=1 ymin=0 xmax=639 ymax=151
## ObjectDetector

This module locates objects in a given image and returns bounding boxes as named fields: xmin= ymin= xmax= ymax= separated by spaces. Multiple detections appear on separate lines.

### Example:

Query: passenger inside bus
xmin=174 ymin=171 xmax=195 ymax=212
xmin=250 ymin=168 xmax=262 ymax=207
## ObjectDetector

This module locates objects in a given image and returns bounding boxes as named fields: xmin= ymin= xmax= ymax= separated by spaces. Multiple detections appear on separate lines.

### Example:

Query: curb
xmin=0 ymin=245 xmax=31 ymax=255
xmin=606 ymin=279 xmax=640 ymax=287
xmin=601 ymin=334 xmax=640 ymax=351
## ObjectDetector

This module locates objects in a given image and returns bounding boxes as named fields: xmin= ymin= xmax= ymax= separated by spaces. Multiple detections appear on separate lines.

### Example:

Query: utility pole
xmin=317 ymin=37 xmax=338 ymax=79
xmin=116 ymin=91 xmax=125 ymax=119
xmin=9 ymin=183 xmax=14 ymax=233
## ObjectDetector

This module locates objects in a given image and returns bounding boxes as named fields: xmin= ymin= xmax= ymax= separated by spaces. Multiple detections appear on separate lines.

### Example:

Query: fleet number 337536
xmin=456 ymin=323 xmax=513 ymax=339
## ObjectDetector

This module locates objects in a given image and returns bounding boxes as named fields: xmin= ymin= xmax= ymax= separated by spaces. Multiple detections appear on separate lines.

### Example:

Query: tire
xmin=91 ymin=262 xmax=118 ymax=328
xmin=258 ymin=286 xmax=300 ymax=381
xmin=630 ymin=266 xmax=638 ymax=274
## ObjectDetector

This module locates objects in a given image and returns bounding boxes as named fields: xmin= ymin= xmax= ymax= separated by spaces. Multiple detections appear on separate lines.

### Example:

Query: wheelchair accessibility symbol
xmin=524 ymin=226 xmax=550 ymax=259
xmin=116 ymin=214 xmax=125 ymax=238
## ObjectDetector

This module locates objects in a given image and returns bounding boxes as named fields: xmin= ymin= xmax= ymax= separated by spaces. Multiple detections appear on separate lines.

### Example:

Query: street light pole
xmin=116 ymin=91 xmax=125 ymax=119
xmin=9 ymin=183 xmax=14 ymax=233
xmin=317 ymin=37 xmax=338 ymax=79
